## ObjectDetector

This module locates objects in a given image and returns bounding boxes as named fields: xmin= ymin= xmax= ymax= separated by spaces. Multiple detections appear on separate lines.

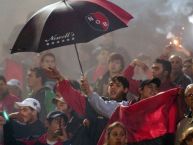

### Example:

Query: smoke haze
xmin=0 ymin=0 xmax=193 ymax=79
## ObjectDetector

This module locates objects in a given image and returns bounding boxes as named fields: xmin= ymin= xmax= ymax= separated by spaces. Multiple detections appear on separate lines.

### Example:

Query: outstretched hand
xmin=9 ymin=112 xmax=24 ymax=122
xmin=44 ymin=67 xmax=64 ymax=81
xmin=131 ymin=59 xmax=149 ymax=71
xmin=80 ymin=76 xmax=93 ymax=96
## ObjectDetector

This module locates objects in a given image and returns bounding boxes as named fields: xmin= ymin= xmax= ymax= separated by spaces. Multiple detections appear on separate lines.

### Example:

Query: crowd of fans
xmin=0 ymin=42 xmax=193 ymax=145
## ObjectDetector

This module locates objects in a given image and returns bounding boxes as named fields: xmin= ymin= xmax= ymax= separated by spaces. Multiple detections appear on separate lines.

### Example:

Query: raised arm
xmin=123 ymin=59 xmax=150 ymax=95
xmin=44 ymin=68 xmax=86 ymax=116
xmin=81 ymin=76 xmax=128 ymax=118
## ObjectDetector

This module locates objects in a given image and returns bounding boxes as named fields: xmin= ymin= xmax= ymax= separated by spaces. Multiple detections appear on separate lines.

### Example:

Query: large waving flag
xmin=98 ymin=88 xmax=184 ymax=145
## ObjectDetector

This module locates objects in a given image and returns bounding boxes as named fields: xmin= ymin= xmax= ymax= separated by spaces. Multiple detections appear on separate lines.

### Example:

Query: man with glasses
xmin=175 ymin=84 xmax=193 ymax=145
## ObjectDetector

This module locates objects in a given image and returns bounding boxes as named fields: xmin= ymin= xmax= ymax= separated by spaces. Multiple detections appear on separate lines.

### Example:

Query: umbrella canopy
xmin=11 ymin=0 xmax=133 ymax=53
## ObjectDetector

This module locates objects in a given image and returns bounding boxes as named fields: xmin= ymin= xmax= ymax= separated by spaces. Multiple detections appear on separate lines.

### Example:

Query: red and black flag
xmin=98 ymin=88 xmax=183 ymax=145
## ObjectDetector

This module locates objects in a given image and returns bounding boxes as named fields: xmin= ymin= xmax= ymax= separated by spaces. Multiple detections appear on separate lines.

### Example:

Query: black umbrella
xmin=11 ymin=0 xmax=133 ymax=74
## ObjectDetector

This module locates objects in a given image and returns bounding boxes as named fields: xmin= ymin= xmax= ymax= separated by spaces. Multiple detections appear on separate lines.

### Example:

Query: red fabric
xmin=21 ymin=140 xmax=36 ymax=145
xmin=123 ymin=65 xmax=140 ymax=95
xmin=57 ymin=79 xmax=86 ymax=116
xmin=37 ymin=133 xmax=63 ymax=145
xmin=98 ymin=88 xmax=180 ymax=145
xmin=0 ymin=94 xmax=20 ymax=113
xmin=4 ymin=58 xmax=24 ymax=88
xmin=159 ymin=79 xmax=176 ymax=92
xmin=93 ymin=64 xmax=107 ymax=82
xmin=21 ymin=133 xmax=63 ymax=145
xmin=71 ymin=0 xmax=133 ymax=25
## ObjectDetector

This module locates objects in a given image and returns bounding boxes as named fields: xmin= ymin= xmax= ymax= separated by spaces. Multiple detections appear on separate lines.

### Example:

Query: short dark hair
xmin=154 ymin=58 xmax=172 ymax=77
xmin=110 ymin=76 xmax=129 ymax=89
xmin=0 ymin=75 xmax=6 ymax=83
xmin=108 ymin=53 xmax=125 ymax=71
xmin=30 ymin=67 xmax=47 ymax=84
xmin=40 ymin=52 xmax=56 ymax=63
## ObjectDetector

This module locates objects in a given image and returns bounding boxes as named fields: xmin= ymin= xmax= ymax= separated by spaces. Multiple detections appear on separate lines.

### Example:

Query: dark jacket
xmin=4 ymin=118 xmax=45 ymax=145
xmin=173 ymin=73 xmax=192 ymax=89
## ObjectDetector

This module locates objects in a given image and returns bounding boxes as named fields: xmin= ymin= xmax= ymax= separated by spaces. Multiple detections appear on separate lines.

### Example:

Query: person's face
xmin=185 ymin=86 xmax=193 ymax=110
xmin=183 ymin=62 xmax=193 ymax=77
xmin=151 ymin=63 xmax=165 ymax=80
xmin=169 ymin=56 xmax=182 ymax=73
xmin=55 ymin=91 xmax=70 ymax=112
xmin=0 ymin=80 xmax=8 ymax=96
xmin=48 ymin=117 xmax=65 ymax=136
xmin=56 ymin=101 xmax=68 ymax=112
xmin=27 ymin=71 xmax=40 ymax=89
xmin=139 ymin=83 xmax=159 ymax=100
xmin=108 ymin=80 xmax=127 ymax=100
xmin=108 ymin=59 xmax=122 ymax=74
xmin=41 ymin=55 xmax=56 ymax=69
xmin=19 ymin=106 xmax=36 ymax=123
xmin=108 ymin=127 xmax=127 ymax=145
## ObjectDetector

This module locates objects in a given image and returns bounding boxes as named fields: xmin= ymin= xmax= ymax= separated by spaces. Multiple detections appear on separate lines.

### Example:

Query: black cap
xmin=47 ymin=111 xmax=68 ymax=124
xmin=140 ymin=78 xmax=161 ymax=89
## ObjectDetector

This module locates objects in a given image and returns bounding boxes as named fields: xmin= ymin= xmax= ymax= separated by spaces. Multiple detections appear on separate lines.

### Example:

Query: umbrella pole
xmin=74 ymin=43 xmax=84 ymax=75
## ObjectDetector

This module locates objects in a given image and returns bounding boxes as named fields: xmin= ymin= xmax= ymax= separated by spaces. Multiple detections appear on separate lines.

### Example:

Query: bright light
xmin=166 ymin=32 xmax=175 ymax=39
xmin=188 ymin=15 xmax=193 ymax=24
xmin=173 ymin=39 xmax=179 ymax=46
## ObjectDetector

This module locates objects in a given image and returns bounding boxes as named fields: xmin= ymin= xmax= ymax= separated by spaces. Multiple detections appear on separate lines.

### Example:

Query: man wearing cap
xmin=81 ymin=77 xmax=161 ymax=119
xmin=139 ymin=78 xmax=161 ymax=100
xmin=52 ymin=96 xmax=68 ymax=113
xmin=34 ymin=110 xmax=71 ymax=145
xmin=4 ymin=98 xmax=45 ymax=145
xmin=45 ymin=68 xmax=160 ymax=118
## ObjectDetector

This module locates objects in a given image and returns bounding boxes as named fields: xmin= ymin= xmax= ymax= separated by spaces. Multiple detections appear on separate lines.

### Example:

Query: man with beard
xmin=151 ymin=58 xmax=176 ymax=91
xmin=3 ymin=98 xmax=45 ymax=145
xmin=45 ymin=68 xmax=160 ymax=119
xmin=82 ymin=76 xmax=160 ymax=118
